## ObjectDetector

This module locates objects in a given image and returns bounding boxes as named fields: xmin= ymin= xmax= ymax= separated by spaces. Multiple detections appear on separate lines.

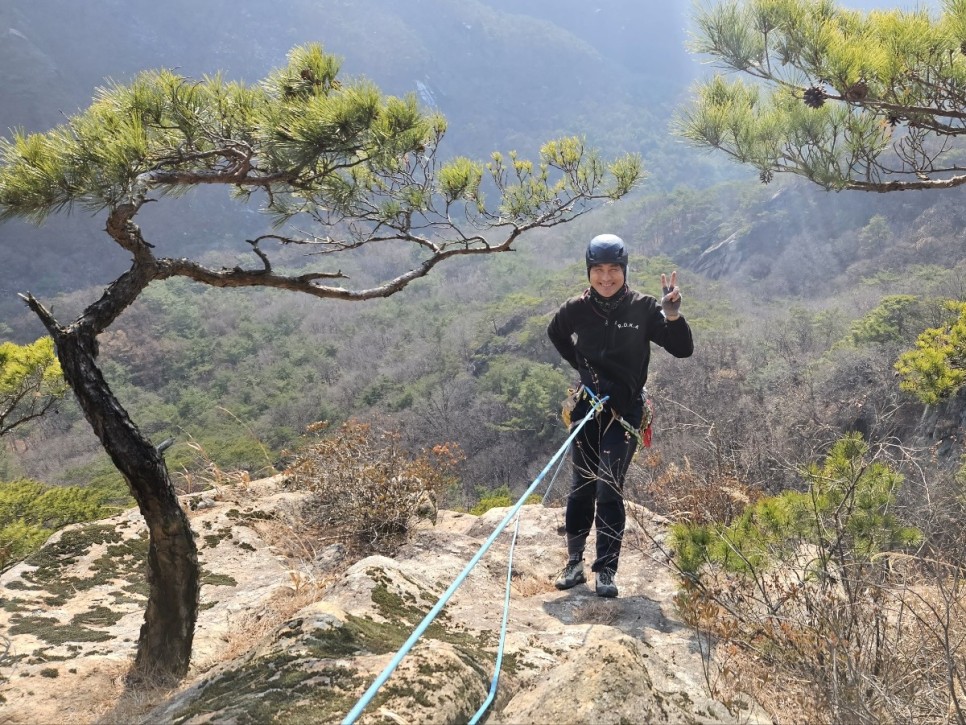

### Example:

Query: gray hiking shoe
xmin=595 ymin=569 xmax=618 ymax=598
xmin=554 ymin=559 xmax=586 ymax=590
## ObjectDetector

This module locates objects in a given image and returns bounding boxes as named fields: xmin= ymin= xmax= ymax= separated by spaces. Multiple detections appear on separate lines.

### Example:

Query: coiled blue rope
xmin=341 ymin=395 xmax=606 ymax=725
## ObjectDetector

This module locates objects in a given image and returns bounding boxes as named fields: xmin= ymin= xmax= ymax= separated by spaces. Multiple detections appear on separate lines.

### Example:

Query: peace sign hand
xmin=660 ymin=271 xmax=682 ymax=321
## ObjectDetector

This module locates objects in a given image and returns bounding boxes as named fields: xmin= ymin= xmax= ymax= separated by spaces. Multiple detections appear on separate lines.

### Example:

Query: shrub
xmin=895 ymin=300 xmax=966 ymax=404
xmin=845 ymin=294 xmax=919 ymax=346
xmin=469 ymin=484 xmax=540 ymax=515
xmin=671 ymin=434 xmax=921 ymax=576
xmin=285 ymin=420 xmax=463 ymax=555
xmin=634 ymin=453 xmax=762 ymax=528
xmin=0 ymin=337 xmax=67 ymax=436
xmin=477 ymin=357 xmax=568 ymax=444
xmin=0 ymin=518 xmax=51 ymax=572
xmin=0 ymin=478 xmax=118 ymax=571
xmin=668 ymin=435 xmax=962 ymax=724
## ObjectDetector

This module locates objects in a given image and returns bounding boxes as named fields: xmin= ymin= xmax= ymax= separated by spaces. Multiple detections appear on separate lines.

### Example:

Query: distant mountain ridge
xmin=1 ymin=1 xmax=693 ymax=155
xmin=0 ymin=0 xmax=695 ymax=335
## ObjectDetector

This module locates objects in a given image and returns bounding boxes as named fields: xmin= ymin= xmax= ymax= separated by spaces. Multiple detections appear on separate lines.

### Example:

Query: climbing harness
xmin=613 ymin=397 xmax=654 ymax=449
xmin=341 ymin=395 xmax=608 ymax=725
xmin=561 ymin=383 xmax=653 ymax=450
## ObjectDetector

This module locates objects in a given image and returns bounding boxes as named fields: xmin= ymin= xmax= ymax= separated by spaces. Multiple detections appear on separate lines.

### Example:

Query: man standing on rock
xmin=547 ymin=234 xmax=694 ymax=597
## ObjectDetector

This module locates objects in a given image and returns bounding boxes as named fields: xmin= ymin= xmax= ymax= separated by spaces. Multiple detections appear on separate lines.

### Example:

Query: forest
xmin=2 ymin=0 xmax=966 ymax=720
xmin=4 ymin=173 xmax=963 ymax=519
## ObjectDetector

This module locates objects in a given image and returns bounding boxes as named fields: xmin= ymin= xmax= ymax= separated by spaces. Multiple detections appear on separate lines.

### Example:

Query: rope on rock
xmin=341 ymin=395 xmax=607 ymax=725
xmin=470 ymin=448 xmax=570 ymax=724
xmin=469 ymin=507 xmax=521 ymax=724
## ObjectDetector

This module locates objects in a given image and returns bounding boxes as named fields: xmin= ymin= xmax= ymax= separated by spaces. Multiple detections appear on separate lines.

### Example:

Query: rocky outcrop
xmin=915 ymin=387 xmax=966 ymax=465
xmin=0 ymin=477 xmax=768 ymax=724
xmin=0 ymin=476 xmax=302 ymax=723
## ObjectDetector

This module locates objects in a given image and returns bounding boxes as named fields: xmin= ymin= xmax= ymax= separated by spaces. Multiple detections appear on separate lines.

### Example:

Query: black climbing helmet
xmin=586 ymin=234 xmax=628 ymax=277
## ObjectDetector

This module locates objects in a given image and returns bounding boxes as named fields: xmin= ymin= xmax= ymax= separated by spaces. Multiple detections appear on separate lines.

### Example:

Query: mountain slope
xmin=0 ymin=0 xmax=684 ymax=335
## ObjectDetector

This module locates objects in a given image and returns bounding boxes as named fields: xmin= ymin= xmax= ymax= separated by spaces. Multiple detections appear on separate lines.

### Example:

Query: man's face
xmin=589 ymin=263 xmax=625 ymax=298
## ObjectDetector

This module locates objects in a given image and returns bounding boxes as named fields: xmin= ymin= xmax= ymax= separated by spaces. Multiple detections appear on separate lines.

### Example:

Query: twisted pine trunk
xmin=24 ymin=252 xmax=199 ymax=683
xmin=57 ymin=327 xmax=199 ymax=681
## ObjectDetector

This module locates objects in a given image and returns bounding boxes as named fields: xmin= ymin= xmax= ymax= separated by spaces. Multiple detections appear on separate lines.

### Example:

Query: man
xmin=547 ymin=234 xmax=693 ymax=597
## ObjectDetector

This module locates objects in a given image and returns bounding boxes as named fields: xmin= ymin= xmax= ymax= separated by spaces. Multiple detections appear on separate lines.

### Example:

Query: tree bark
xmin=61 ymin=326 xmax=198 ymax=681
xmin=24 ymin=284 xmax=199 ymax=683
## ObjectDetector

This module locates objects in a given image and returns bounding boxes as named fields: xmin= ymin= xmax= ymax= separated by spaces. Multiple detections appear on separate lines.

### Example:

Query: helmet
xmin=586 ymin=234 xmax=628 ymax=272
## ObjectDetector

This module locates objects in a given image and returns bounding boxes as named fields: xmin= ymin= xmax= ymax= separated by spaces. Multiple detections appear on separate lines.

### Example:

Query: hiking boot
xmin=554 ymin=559 xmax=586 ymax=590
xmin=595 ymin=569 xmax=618 ymax=598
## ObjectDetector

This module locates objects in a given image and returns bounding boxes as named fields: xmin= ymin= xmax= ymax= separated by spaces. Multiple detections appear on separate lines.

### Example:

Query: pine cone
xmin=843 ymin=80 xmax=868 ymax=102
xmin=887 ymin=114 xmax=901 ymax=127
xmin=759 ymin=169 xmax=774 ymax=185
xmin=803 ymin=86 xmax=826 ymax=109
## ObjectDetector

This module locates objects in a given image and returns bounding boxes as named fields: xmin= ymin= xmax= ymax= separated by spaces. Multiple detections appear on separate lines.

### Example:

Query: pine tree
xmin=895 ymin=301 xmax=966 ymax=403
xmin=677 ymin=0 xmax=966 ymax=192
xmin=0 ymin=43 xmax=640 ymax=682
xmin=0 ymin=337 xmax=65 ymax=436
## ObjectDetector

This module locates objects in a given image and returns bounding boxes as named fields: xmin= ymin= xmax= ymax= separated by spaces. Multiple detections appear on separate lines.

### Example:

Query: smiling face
xmin=588 ymin=262 xmax=625 ymax=298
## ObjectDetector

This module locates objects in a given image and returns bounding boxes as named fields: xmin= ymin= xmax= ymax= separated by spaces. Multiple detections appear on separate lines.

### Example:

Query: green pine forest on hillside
xmin=2 ymin=0 xmax=966 ymax=720
xmin=4 ymin=178 xmax=962 ymax=501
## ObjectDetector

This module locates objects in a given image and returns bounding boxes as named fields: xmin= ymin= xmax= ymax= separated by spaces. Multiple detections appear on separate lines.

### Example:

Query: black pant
xmin=565 ymin=410 xmax=637 ymax=573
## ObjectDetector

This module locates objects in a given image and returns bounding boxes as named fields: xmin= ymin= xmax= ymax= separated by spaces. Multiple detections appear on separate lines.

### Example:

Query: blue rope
xmin=470 ymin=449 xmax=570 ymax=724
xmin=468 ymin=510 xmax=521 ymax=724
xmin=341 ymin=395 xmax=607 ymax=725
xmin=541 ymin=447 xmax=569 ymax=505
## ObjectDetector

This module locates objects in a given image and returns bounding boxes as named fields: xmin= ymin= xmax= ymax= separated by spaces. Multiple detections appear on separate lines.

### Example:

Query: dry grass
xmin=173 ymin=408 xmax=278 ymax=496
xmin=631 ymin=456 xmax=762 ymax=526
xmin=700 ymin=642 xmax=815 ymax=724
xmin=210 ymin=584 xmax=327 ymax=665
xmin=512 ymin=573 xmax=557 ymax=597
xmin=675 ymin=557 xmax=966 ymax=724
xmin=255 ymin=500 xmax=331 ymax=562
xmin=93 ymin=666 xmax=181 ymax=725
xmin=572 ymin=599 xmax=619 ymax=625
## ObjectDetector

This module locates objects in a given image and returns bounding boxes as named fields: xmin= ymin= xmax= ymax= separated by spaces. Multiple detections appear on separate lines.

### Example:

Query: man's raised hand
xmin=660 ymin=271 xmax=681 ymax=320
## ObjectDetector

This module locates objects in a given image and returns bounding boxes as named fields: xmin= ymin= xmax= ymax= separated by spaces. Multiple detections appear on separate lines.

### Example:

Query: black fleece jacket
xmin=547 ymin=288 xmax=694 ymax=419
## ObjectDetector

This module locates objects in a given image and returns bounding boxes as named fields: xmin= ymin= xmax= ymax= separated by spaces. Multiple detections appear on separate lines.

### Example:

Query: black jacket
xmin=547 ymin=288 xmax=694 ymax=423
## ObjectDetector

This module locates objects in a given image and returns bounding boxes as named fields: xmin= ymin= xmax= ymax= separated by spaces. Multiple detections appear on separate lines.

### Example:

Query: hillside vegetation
xmin=1 ymin=0 xmax=965 ymax=720
xmin=6 ymin=171 xmax=964 ymax=494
